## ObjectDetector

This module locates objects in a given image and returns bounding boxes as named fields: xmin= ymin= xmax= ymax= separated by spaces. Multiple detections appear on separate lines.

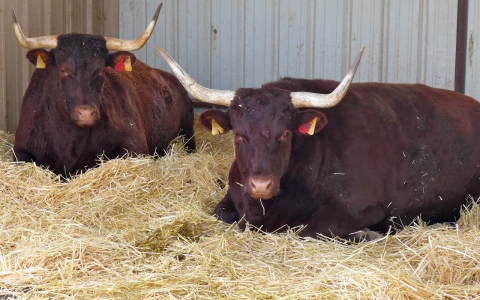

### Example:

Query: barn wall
xmin=0 ymin=0 xmax=119 ymax=133
xmin=120 ymin=0 xmax=480 ymax=107
xmin=3 ymin=1 xmax=480 ymax=132
xmin=119 ymin=0 xmax=465 ymax=94
xmin=466 ymin=3 xmax=480 ymax=100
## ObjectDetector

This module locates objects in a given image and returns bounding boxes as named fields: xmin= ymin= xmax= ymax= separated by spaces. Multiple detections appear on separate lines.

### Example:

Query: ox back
xmin=202 ymin=80 xmax=480 ymax=239
xmin=14 ymin=34 xmax=195 ymax=177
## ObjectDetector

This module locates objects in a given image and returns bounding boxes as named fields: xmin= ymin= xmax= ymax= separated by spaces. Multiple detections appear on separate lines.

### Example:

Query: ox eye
xmin=234 ymin=133 xmax=247 ymax=142
xmin=59 ymin=68 xmax=69 ymax=77
xmin=92 ymin=68 xmax=105 ymax=80
xmin=279 ymin=130 xmax=291 ymax=141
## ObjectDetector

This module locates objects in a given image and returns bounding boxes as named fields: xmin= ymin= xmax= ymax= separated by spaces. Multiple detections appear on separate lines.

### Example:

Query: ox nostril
xmin=77 ymin=108 xmax=93 ymax=116
xmin=265 ymin=180 xmax=272 ymax=190
xmin=75 ymin=106 xmax=96 ymax=118
xmin=73 ymin=105 xmax=98 ymax=126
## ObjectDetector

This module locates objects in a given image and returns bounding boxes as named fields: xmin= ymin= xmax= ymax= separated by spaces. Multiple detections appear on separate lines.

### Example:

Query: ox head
xmin=154 ymin=46 xmax=364 ymax=200
xmin=11 ymin=4 xmax=162 ymax=127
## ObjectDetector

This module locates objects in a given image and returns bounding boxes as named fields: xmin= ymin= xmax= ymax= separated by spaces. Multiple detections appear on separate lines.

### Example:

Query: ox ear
xmin=199 ymin=110 xmax=231 ymax=135
xmin=109 ymin=51 xmax=137 ymax=72
xmin=295 ymin=109 xmax=328 ymax=136
xmin=26 ymin=49 xmax=54 ymax=68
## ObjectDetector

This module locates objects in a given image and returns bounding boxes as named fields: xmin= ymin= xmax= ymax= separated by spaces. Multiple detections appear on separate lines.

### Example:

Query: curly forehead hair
xmin=55 ymin=34 xmax=109 ymax=61
xmin=231 ymin=88 xmax=295 ymax=113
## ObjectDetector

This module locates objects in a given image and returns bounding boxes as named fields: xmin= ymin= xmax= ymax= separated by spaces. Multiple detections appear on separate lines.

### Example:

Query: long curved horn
xmin=11 ymin=6 xmax=58 ymax=49
xmin=105 ymin=3 xmax=163 ymax=51
xmin=154 ymin=46 xmax=235 ymax=107
xmin=290 ymin=45 xmax=365 ymax=108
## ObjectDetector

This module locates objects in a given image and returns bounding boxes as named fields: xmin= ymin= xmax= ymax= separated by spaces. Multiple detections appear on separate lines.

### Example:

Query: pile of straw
xmin=1 ymin=119 xmax=480 ymax=299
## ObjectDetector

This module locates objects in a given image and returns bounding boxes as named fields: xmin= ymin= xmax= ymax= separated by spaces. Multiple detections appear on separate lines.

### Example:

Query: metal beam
xmin=454 ymin=0 xmax=469 ymax=94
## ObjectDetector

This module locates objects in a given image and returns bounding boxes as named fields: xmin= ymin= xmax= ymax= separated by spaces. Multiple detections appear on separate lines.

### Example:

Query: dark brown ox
xmin=12 ymin=4 xmax=195 ymax=177
xmin=155 ymin=45 xmax=480 ymax=240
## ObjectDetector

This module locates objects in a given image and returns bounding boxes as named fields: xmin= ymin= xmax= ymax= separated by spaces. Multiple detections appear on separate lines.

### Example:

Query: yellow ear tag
xmin=211 ymin=118 xmax=224 ymax=135
xmin=36 ymin=54 xmax=46 ymax=69
xmin=124 ymin=56 xmax=132 ymax=72
xmin=307 ymin=117 xmax=318 ymax=135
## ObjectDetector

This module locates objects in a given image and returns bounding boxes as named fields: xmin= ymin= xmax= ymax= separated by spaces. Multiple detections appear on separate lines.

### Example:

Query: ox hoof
xmin=214 ymin=207 xmax=239 ymax=224
xmin=348 ymin=228 xmax=383 ymax=242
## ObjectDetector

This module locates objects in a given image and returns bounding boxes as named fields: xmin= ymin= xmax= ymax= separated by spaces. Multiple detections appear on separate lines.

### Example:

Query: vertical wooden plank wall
xmin=0 ymin=0 xmax=119 ymax=133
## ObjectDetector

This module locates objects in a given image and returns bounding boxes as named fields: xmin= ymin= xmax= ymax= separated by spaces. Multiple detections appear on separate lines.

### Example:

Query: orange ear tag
xmin=211 ymin=118 xmax=224 ymax=135
xmin=298 ymin=117 xmax=318 ymax=135
xmin=36 ymin=54 xmax=46 ymax=69
xmin=124 ymin=56 xmax=132 ymax=72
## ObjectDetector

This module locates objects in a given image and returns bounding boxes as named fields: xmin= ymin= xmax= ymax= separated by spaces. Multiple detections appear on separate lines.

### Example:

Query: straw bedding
xmin=1 ymin=118 xmax=480 ymax=299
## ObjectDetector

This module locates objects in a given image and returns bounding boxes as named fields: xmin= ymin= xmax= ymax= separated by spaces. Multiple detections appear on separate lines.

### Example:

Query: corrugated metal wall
xmin=3 ymin=1 xmax=480 ymax=132
xmin=120 ymin=0 xmax=479 ymax=98
xmin=466 ymin=3 xmax=480 ymax=100
xmin=0 ymin=0 xmax=119 ymax=133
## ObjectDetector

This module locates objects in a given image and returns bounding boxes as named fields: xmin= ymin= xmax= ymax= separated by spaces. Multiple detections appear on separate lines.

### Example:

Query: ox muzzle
xmin=71 ymin=105 xmax=99 ymax=127
xmin=247 ymin=175 xmax=278 ymax=200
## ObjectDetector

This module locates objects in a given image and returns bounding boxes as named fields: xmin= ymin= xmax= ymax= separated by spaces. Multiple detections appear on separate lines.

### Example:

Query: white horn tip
xmin=154 ymin=46 xmax=170 ymax=62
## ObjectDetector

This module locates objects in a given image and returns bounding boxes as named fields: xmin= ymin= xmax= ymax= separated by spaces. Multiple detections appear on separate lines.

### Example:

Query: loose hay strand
xmin=1 ymin=119 xmax=480 ymax=299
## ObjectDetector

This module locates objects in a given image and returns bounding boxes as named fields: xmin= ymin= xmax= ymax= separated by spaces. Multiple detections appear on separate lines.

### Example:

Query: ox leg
xmin=112 ymin=147 xmax=129 ymax=158
xmin=114 ymin=139 xmax=150 ymax=158
xmin=13 ymin=149 xmax=35 ymax=163
xmin=214 ymin=195 xmax=240 ymax=224
xmin=180 ymin=113 xmax=196 ymax=153
xmin=304 ymin=202 xmax=388 ymax=239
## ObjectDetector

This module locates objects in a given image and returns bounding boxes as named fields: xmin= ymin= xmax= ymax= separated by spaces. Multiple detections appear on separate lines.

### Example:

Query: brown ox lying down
xmin=12 ymin=4 xmax=195 ymax=177
xmin=156 ymin=45 xmax=480 ymax=240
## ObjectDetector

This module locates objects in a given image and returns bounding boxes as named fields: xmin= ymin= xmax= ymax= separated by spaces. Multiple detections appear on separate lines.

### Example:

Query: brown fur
xmin=200 ymin=79 xmax=480 ymax=239
xmin=14 ymin=34 xmax=195 ymax=177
